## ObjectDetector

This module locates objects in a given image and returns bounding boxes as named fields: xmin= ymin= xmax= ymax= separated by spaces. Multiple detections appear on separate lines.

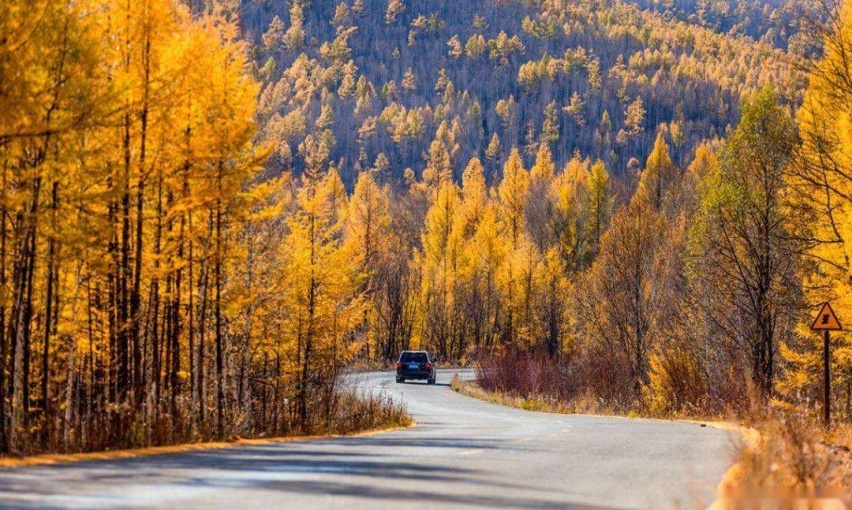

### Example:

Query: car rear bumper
xmin=397 ymin=370 xmax=433 ymax=379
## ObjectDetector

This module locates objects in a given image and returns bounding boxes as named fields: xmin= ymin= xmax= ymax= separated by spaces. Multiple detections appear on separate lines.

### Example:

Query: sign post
xmin=811 ymin=302 xmax=842 ymax=427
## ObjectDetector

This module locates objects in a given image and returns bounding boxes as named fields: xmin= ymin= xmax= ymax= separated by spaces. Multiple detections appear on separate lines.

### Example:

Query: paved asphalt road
xmin=0 ymin=369 xmax=733 ymax=510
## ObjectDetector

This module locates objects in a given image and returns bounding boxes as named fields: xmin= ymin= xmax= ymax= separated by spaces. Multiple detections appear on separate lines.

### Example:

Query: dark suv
xmin=396 ymin=351 xmax=436 ymax=384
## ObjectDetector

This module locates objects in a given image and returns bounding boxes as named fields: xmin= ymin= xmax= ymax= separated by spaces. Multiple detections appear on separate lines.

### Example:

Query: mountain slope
xmin=240 ymin=0 xmax=805 ymax=185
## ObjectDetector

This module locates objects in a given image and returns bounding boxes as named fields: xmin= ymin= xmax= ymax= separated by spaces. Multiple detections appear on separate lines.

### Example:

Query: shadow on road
xmin=247 ymin=480 xmax=625 ymax=510
xmin=0 ymin=435 xmax=628 ymax=510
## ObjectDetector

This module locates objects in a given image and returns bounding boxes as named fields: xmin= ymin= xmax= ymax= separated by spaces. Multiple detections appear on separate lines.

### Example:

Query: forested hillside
xmin=241 ymin=0 xmax=806 ymax=187
xmin=626 ymin=0 xmax=823 ymax=51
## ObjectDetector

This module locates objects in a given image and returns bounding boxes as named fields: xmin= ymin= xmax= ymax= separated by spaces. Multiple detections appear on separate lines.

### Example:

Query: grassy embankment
xmin=0 ymin=388 xmax=411 ymax=468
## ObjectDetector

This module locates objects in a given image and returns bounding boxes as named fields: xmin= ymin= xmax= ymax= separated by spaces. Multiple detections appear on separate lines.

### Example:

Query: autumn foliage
xmin=0 ymin=0 xmax=409 ymax=457
xmin=3 ymin=0 xmax=852 ymax=467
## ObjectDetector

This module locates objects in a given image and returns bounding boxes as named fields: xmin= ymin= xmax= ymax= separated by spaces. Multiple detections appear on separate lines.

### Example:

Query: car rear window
xmin=400 ymin=352 xmax=428 ymax=363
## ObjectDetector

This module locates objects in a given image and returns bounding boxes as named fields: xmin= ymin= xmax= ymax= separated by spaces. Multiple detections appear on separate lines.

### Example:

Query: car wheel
xmin=428 ymin=377 xmax=435 ymax=385
xmin=396 ymin=377 xmax=404 ymax=383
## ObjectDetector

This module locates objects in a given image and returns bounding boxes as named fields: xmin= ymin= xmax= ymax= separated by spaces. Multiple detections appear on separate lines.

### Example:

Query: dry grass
xmin=450 ymin=374 xmax=731 ymax=427
xmin=711 ymin=413 xmax=852 ymax=509
xmin=325 ymin=387 xmax=413 ymax=434
xmin=473 ymin=348 xmax=639 ymax=415
xmin=0 ymin=425 xmax=410 ymax=469
xmin=472 ymin=347 xmax=733 ymax=420
xmin=0 ymin=387 xmax=411 ymax=468
xmin=450 ymin=374 xmax=575 ymax=413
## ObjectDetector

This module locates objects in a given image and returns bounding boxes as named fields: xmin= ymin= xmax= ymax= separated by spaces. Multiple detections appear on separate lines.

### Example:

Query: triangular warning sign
xmin=812 ymin=302 xmax=843 ymax=331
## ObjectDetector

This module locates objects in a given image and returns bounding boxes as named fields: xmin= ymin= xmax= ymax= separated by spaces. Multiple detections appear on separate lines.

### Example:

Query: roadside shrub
xmin=476 ymin=347 xmax=579 ymax=401
xmin=642 ymin=350 xmax=709 ymax=417
xmin=574 ymin=342 xmax=634 ymax=411
xmin=724 ymin=411 xmax=852 ymax=506
xmin=475 ymin=346 xmax=635 ymax=413
xmin=320 ymin=388 xmax=412 ymax=435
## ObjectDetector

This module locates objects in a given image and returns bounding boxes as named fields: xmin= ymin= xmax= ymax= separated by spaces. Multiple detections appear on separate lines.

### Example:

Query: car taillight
xmin=396 ymin=362 xmax=401 ymax=369
xmin=425 ymin=363 xmax=432 ymax=369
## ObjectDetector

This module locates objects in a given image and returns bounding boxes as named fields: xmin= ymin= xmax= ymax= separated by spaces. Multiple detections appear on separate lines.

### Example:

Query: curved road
xmin=0 ymin=369 xmax=732 ymax=509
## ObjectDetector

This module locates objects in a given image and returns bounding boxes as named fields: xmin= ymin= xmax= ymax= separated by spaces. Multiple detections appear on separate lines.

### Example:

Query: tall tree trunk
xmin=299 ymin=206 xmax=317 ymax=431
xmin=131 ymin=0 xmax=153 ymax=410
xmin=85 ymin=277 xmax=94 ymax=451
xmin=196 ymin=218 xmax=211 ymax=434
xmin=0 ymin=160 xmax=8 ymax=453
xmin=214 ymin=169 xmax=225 ymax=439
xmin=239 ymin=223 xmax=256 ymax=434
xmin=119 ymin=108 xmax=132 ymax=425
xmin=107 ymin=165 xmax=118 ymax=421
xmin=9 ymin=175 xmax=42 ymax=453
xmin=149 ymin=179 xmax=163 ymax=421
xmin=41 ymin=181 xmax=59 ymax=446
xmin=188 ymin=203 xmax=197 ymax=435
xmin=62 ymin=264 xmax=83 ymax=451
xmin=170 ymin=189 xmax=182 ymax=436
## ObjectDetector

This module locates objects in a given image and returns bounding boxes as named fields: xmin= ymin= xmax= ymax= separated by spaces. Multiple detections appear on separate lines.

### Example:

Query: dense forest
xmin=1 ymin=0 xmax=851 ymax=466
xmin=241 ymin=0 xmax=808 ymax=186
